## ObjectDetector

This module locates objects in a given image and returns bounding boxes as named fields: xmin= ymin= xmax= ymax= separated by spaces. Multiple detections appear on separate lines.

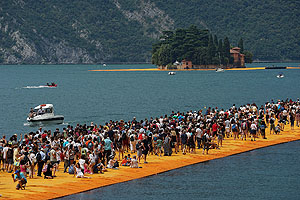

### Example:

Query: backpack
xmin=42 ymin=164 xmax=48 ymax=173
xmin=7 ymin=148 xmax=13 ymax=158
xmin=36 ymin=152 xmax=42 ymax=162
xmin=121 ymin=132 xmax=127 ymax=140
xmin=23 ymin=154 xmax=31 ymax=165
xmin=202 ymin=134 xmax=208 ymax=143
xmin=232 ymin=124 xmax=236 ymax=130
xmin=74 ymin=146 xmax=79 ymax=152
xmin=136 ymin=143 xmax=140 ymax=150
xmin=0 ymin=147 xmax=3 ymax=157
xmin=242 ymin=122 xmax=247 ymax=130
xmin=164 ymin=136 xmax=169 ymax=145
xmin=130 ymin=135 xmax=134 ymax=141
xmin=113 ymin=161 xmax=119 ymax=168
xmin=68 ymin=165 xmax=74 ymax=174
xmin=45 ymin=153 xmax=50 ymax=161
xmin=31 ymin=154 xmax=37 ymax=163
xmin=81 ymin=148 xmax=87 ymax=156
xmin=88 ymin=141 xmax=93 ymax=149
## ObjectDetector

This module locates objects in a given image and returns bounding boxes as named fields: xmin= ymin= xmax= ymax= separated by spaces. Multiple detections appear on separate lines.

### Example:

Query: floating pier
xmin=1 ymin=125 xmax=300 ymax=199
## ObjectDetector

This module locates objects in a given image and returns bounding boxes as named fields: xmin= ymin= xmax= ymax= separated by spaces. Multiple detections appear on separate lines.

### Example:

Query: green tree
xmin=238 ymin=38 xmax=244 ymax=53
xmin=213 ymin=35 xmax=218 ymax=48
xmin=244 ymin=50 xmax=253 ymax=63
xmin=157 ymin=44 xmax=173 ymax=66
xmin=223 ymin=37 xmax=231 ymax=64
xmin=208 ymin=34 xmax=216 ymax=63
xmin=151 ymin=26 xmax=246 ymax=67
xmin=218 ymin=39 xmax=224 ymax=65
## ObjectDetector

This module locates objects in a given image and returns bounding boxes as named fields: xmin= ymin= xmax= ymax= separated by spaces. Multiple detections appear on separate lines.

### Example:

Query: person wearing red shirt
xmin=212 ymin=122 xmax=219 ymax=139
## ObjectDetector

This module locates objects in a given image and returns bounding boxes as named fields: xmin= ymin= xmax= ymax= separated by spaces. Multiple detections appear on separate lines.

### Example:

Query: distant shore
xmin=253 ymin=60 xmax=300 ymax=63
xmin=1 ymin=61 xmax=300 ymax=65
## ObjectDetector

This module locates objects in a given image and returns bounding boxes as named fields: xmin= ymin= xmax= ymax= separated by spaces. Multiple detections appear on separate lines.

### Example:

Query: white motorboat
xmin=216 ymin=68 xmax=225 ymax=72
xmin=168 ymin=71 xmax=176 ymax=75
xmin=103 ymin=63 xmax=107 ymax=67
xmin=27 ymin=104 xmax=64 ymax=124
xmin=277 ymin=73 xmax=284 ymax=78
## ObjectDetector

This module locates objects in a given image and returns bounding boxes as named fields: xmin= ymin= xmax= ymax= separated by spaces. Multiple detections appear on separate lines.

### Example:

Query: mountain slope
xmin=0 ymin=0 xmax=299 ymax=64
xmin=157 ymin=0 xmax=300 ymax=61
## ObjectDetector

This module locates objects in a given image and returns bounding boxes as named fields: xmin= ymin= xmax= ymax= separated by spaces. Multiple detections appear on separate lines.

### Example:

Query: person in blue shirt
xmin=12 ymin=170 xmax=27 ymax=190
xmin=104 ymin=136 xmax=112 ymax=165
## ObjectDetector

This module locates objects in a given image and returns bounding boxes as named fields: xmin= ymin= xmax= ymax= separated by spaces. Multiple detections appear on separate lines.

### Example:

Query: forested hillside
xmin=0 ymin=0 xmax=299 ymax=64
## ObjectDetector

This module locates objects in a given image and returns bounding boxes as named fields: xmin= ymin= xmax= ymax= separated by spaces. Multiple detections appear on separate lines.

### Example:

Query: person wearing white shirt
xmin=78 ymin=155 xmax=85 ymax=171
xmin=88 ymin=152 xmax=95 ymax=174
xmin=130 ymin=155 xmax=139 ymax=168
xmin=250 ymin=122 xmax=257 ymax=141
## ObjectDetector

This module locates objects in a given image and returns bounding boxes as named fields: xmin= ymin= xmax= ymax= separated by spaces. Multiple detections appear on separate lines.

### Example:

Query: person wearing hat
xmin=12 ymin=170 xmax=27 ymax=190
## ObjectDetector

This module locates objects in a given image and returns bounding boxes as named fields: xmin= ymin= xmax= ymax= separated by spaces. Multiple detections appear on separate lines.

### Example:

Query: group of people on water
xmin=46 ymin=82 xmax=56 ymax=86
xmin=1 ymin=98 xmax=300 ymax=190
xmin=28 ymin=106 xmax=45 ymax=118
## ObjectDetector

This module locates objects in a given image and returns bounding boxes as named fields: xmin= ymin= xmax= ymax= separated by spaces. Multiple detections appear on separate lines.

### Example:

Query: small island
xmin=152 ymin=25 xmax=253 ymax=70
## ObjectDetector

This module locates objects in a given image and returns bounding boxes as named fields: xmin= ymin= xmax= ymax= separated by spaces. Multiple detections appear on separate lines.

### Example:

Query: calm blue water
xmin=0 ymin=63 xmax=299 ymax=137
xmin=1 ymin=63 xmax=300 ymax=199
xmin=61 ymin=140 xmax=300 ymax=200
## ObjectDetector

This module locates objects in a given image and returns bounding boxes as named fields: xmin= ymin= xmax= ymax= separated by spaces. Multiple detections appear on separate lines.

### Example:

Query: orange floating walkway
xmin=89 ymin=66 xmax=300 ymax=72
xmin=1 ymin=125 xmax=300 ymax=199
xmin=89 ymin=68 xmax=254 ymax=72
xmin=89 ymin=68 xmax=215 ymax=72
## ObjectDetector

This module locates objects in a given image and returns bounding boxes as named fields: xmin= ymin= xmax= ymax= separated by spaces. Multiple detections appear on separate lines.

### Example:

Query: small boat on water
xmin=27 ymin=104 xmax=64 ymax=125
xmin=216 ymin=68 xmax=225 ymax=72
xmin=277 ymin=73 xmax=284 ymax=78
xmin=168 ymin=72 xmax=176 ymax=75
xmin=103 ymin=63 xmax=107 ymax=67
xmin=46 ymin=82 xmax=57 ymax=87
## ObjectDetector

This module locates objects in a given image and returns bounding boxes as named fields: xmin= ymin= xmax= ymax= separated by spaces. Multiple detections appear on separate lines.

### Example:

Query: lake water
xmin=1 ymin=63 xmax=300 ymax=199
xmin=1 ymin=62 xmax=299 ymax=137
xmin=61 ymin=140 xmax=300 ymax=200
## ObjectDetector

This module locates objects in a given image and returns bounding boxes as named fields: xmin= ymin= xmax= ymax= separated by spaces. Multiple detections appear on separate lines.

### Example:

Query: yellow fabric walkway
xmin=1 ymin=125 xmax=300 ymax=199
xmin=89 ymin=66 xmax=300 ymax=72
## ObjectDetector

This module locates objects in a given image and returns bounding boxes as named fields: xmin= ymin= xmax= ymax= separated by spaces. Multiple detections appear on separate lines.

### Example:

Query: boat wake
xmin=23 ymin=122 xmax=31 ymax=127
xmin=24 ymin=122 xmax=68 ymax=127
xmin=22 ymin=85 xmax=55 ymax=89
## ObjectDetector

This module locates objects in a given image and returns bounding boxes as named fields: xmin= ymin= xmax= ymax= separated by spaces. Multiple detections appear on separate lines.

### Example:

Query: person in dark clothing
xmin=43 ymin=160 xmax=54 ymax=179
xmin=37 ymin=149 xmax=45 ymax=177
xmin=107 ymin=128 xmax=114 ymax=142
xmin=180 ymin=131 xmax=188 ymax=154
xmin=163 ymin=134 xmax=172 ymax=156
xmin=141 ymin=136 xmax=149 ymax=163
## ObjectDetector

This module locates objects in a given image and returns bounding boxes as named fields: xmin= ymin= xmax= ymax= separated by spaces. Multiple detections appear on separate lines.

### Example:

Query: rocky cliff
xmin=0 ymin=0 xmax=299 ymax=64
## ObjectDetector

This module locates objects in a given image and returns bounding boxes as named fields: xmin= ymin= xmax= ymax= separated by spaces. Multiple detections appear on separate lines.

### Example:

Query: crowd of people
xmin=1 ymin=98 xmax=300 ymax=190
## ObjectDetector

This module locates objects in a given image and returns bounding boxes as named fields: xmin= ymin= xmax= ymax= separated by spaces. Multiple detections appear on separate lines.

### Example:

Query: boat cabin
xmin=33 ymin=104 xmax=54 ymax=115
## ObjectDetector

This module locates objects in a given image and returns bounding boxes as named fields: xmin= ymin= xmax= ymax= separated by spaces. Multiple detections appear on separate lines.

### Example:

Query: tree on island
xmin=238 ymin=38 xmax=253 ymax=63
xmin=152 ymin=25 xmax=252 ymax=68
xmin=223 ymin=37 xmax=231 ymax=65
xmin=238 ymin=38 xmax=244 ymax=53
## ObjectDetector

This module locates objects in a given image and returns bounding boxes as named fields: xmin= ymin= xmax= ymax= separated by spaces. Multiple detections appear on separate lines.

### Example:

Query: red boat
xmin=48 ymin=84 xmax=57 ymax=87
xmin=46 ymin=83 xmax=57 ymax=87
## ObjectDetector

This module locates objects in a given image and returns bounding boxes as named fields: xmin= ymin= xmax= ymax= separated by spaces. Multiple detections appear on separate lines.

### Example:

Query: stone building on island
xmin=230 ymin=47 xmax=245 ymax=68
